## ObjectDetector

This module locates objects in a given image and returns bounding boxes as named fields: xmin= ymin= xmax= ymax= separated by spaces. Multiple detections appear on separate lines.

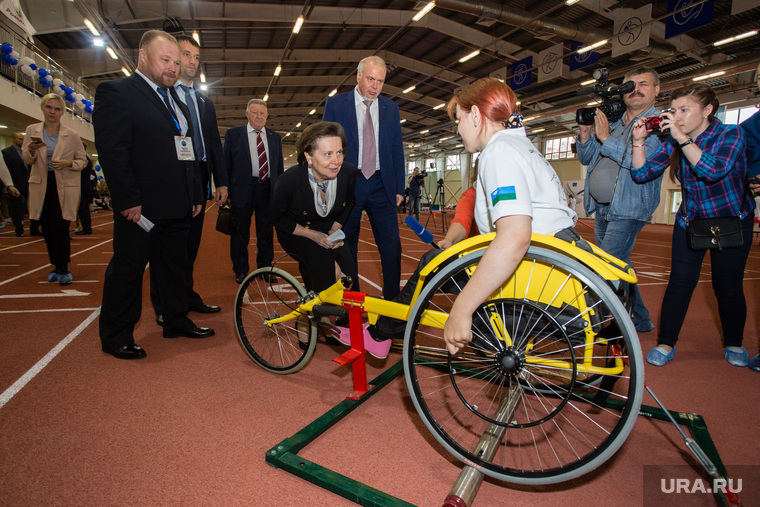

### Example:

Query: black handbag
xmin=216 ymin=205 xmax=234 ymax=235
xmin=680 ymin=165 xmax=744 ymax=252
xmin=686 ymin=216 xmax=743 ymax=252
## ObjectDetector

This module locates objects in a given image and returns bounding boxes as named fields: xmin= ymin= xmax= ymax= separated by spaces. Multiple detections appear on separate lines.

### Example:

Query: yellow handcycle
xmin=233 ymin=232 xmax=644 ymax=486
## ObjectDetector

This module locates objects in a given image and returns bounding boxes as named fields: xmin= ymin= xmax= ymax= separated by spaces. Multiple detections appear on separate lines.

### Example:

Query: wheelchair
xmin=233 ymin=232 xmax=644 ymax=486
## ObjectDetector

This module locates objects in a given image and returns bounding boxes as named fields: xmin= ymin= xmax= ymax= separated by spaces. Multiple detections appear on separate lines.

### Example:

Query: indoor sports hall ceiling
xmin=14 ymin=0 xmax=760 ymax=156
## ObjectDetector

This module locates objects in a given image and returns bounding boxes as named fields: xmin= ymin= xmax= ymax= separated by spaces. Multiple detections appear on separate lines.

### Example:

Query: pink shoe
xmin=335 ymin=322 xmax=370 ymax=346
xmin=364 ymin=332 xmax=392 ymax=360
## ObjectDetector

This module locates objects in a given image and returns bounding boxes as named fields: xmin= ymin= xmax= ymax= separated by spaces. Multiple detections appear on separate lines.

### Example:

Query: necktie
xmin=178 ymin=84 xmax=205 ymax=160
xmin=255 ymin=130 xmax=269 ymax=181
xmin=156 ymin=87 xmax=180 ymax=132
xmin=361 ymin=100 xmax=376 ymax=180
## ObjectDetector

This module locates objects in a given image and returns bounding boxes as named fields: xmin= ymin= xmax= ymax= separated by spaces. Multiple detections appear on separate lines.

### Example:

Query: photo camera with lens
xmin=575 ymin=68 xmax=635 ymax=126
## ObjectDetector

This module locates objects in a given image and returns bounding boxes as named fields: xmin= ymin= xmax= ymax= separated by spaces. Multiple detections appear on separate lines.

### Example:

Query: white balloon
xmin=54 ymin=86 xmax=65 ymax=96
xmin=10 ymin=50 xmax=19 ymax=60
xmin=75 ymin=99 xmax=85 ymax=109
xmin=44 ymin=74 xmax=53 ymax=83
xmin=21 ymin=65 xmax=35 ymax=77
xmin=19 ymin=56 xmax=33 ymax=67
xmin=52 ymin=78 xmax=63 ymax=87
xmin=75 ymin=93 xmax=85 ymax=101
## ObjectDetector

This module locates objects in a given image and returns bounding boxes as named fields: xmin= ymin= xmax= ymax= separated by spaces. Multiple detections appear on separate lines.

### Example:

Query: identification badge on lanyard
xmin=175 ymin=136 xmax=195 ymax=161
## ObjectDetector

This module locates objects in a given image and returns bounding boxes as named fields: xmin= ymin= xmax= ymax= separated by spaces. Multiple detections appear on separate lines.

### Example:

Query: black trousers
xmin=9 ymin=192 xmax=27 ymax=233
xmin=39 ymin=172 xmax=71 ymax=273
xmin=277 ymin=230 xmax=357 ymax=293
xmin=230 ymin=178 xmax=273 ymax=274
xmin=78 ymin=188 xmax=92 ymax=232
xmin=149 ymin=201 xmax=207 ymax=314
xmin=99 ymin=214 xmax=193 ymax=349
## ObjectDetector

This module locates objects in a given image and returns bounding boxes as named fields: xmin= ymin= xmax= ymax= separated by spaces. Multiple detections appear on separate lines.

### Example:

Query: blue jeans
xmin=594 ymin=204 xmax=651 ymax=328
xmin=658 ymin=217 xmax=753 ymax=348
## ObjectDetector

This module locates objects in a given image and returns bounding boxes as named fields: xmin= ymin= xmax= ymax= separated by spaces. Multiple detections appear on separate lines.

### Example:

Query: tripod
xmin=424 ymin=179 xmax=448 ymax=234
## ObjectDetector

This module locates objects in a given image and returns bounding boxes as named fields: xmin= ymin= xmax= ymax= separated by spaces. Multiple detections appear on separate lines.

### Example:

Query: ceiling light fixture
xmin=412 ymin=2 xmax=435 ymax=22
xmin=329 ymin=89 xmax=337 ymax=97
xmin=106 ymin=46 xmax=118 ymax=60
xmin=403 ymin=85 xmax=416 ymax=93
xmin=532 ymin=128 xmax=545 ymax=133
xmin=192 ymin=31 xmax=200 ymax=45
xmin=400 ymin=119 xmax=407 ymax=123
xmin=713 ymin=30 xmax=757 ymax=46
xmin=458 ymin=50 xmax=480 ymax=63
xmin=433 ymin=103 xmax=445 ymax=110
xmin=274 ymin=65 xmax=281 ymax=76
xmin=309 ymin=109 xmax=316 ymax=115
xmin=565 ymin=0 xmax=580 ymax=5
xmin=121 ymin=67 xmax=130 ymax=76
xmin=200 ymin=72 xmax=206 ymax=83
xmin=200 ymin=84 xmax=207 ymax=91
xmin=83 ymin=18 xmax=99 ymax=36
xmin=523 ymin=116 xmax=537 ymax=122
xmin=420 ymin=129 xmax=430 ymax=134
xmin=93 ymin=38 xmax=103 ymax=47
xmin=293 ymin=16 xmax=304 ymax=34
xmin=577 ymin=40 xmax=607 ymax=54
xmin=693 ymin=71 xmax=726 ymax=81
xmin=296 ymin=122 xmax=301 ymax=128
xmin=581 ymin=79 xmax=596 ymax=85
xmin=263 ymin=94 xmax=269 ymax=101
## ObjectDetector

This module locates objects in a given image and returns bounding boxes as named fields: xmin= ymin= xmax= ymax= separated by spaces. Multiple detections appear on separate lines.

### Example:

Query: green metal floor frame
xmin=265 ymin=360 xmax=734 ymax=507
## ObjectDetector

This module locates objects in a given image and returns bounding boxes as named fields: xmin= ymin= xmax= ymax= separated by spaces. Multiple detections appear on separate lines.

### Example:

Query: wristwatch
xmin=679 ymin=138 xmax=694 ymax=148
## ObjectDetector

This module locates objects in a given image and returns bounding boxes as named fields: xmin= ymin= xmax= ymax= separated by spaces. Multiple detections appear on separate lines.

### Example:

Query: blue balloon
xmin=1 ymin=53 xmax=12 ymax=65
xmin=39 ymin=77 xmax=52 ymax=87
xmin=10 ymin=57 xmax=18 ymax=66
xmin=29 ymin=63 xmax=37 ymax=70
xmin=65 ymin=94 xmax=76 ymax=103
xmin=65 ymin=87 xmax=74 ymax=95
xmin=1 ymin=42 xmax=12 ymax=54
xmin=38 ymin=68 xmax=49 ymax=77
xmin=85 ymin=105 xmax=94 ymax=114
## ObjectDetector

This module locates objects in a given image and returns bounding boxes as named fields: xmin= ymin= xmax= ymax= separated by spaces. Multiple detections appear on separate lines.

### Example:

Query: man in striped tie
xmin=223 ymin=99 xmax=284 ymax=284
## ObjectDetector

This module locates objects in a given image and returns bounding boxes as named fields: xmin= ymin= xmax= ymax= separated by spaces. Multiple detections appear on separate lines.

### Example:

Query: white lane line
xmin=0 ymin=238 xmax=45 ymax=251
xmin=0 ymin=308 xmax=100 ymax=410
xmin=358 ymin=275 xmax=383 ymax=291
xmin=0 ymin=308 xmax=101 ymax=313
xmin=0 ymin=289 xmax=90 ymax=299
xmin=0 ymin=264 xmax=20 ymax=267
xmin=0 ymin=239 xmax=113 ymax=287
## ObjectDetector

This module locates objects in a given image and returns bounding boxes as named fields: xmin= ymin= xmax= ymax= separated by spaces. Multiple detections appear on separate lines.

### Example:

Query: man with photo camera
xmin=576 ymin=66 xmax=665 ymax=333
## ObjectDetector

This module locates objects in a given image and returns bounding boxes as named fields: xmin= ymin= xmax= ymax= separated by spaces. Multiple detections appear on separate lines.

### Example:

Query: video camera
xmin=416 ymin=170 xmax=428 ymax=179
xmin=575 ymin=68 xmax=635 ymax=126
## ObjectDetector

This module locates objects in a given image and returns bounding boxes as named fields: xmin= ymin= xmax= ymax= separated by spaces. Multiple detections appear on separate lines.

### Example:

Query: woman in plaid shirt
xmin=630 ymin=83 xmax=754 ymax=368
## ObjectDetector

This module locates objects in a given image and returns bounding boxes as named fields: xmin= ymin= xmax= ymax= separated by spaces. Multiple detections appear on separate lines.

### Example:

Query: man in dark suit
xmin=323 ymin=55 xmax=405 ymax=300
xmin=94 ymin=30 xmax=213 ymax=360
xmin=149 ymin=34 xmax=227 ymax=323
xmin=223 ymin=98 xmax=284 ymax=284
xmin=1 ymin=132 xmax=32 ymax=237
xmin=75 ymin=143 xmax=95 ymax=235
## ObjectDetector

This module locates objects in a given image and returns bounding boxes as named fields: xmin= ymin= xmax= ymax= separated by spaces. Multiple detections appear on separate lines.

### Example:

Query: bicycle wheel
xmin=234 ymin=267 xmax=317 ymax=374
xmin=403 ymin=246 xmax=644 ymax=485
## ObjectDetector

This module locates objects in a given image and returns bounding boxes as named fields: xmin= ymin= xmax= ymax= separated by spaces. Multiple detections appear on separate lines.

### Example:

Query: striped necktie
xmin=255 ymin=130 xmax=269 ymax=181
xmin=361 ymin=100 xmax=376 ymax=180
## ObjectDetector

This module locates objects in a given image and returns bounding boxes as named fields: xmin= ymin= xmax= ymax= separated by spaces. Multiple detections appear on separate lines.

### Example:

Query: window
xmin=544 ymin=136 xmax=575 ymax=160
xmin=725 ymin=105 xmax=759 ymax=125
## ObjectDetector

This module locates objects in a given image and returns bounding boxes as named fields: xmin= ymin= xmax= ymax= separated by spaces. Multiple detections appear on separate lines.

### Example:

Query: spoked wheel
xmin=234 ymin=267 xmax=317 ymax=374
xmin=403 ymin=246 xmax=644 ymax=485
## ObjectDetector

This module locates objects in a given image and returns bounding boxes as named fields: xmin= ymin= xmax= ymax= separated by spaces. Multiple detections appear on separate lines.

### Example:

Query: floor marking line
xmin=0 ymin=308 xmax=100 ymax=410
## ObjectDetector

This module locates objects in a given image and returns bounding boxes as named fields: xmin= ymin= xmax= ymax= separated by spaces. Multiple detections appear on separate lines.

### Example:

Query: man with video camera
xmin=576 ymin=66 xmax=664 ymax=333
xmin=407 ymin=166 xmax=427 ymax=221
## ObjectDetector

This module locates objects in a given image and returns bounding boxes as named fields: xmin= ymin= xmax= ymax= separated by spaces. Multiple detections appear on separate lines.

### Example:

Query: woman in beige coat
xmin=22 ymin=93 xmax=87 ymax=285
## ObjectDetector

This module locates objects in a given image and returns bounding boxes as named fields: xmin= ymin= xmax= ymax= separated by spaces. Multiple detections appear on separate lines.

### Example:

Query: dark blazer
xmin=323 ymin=91 xmax=405 ymax=204
xmin=1 ymin=145 xmax=28 ymax=195
xmin=741 ymin=112 xmax=760 ymax=177
xmin=224 ymin=124 xmax=283 ymax=208
xmin=269 ymin=162 xmax=357 ymax=235
xmin=93 ymin=73 xmax=202 ymax=220
xmin=195 ymin=89 xmax=227 ymax=190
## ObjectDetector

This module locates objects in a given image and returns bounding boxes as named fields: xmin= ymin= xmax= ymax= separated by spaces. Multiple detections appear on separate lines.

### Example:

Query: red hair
xmin=447 ymin=78 xmax=517 ymax=123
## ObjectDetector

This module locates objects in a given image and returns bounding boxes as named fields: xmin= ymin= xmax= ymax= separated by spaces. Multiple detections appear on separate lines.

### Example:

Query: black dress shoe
xmin=190 ymin=303 xmax=221 ymax=314
xmin=30 ymin=230 xmax=41 ymax=236
xmin=163 ymin=325 xmax=215 ymax=339
xmin=103 ymin=343 xmax=147 ymax=359
xmin=75 ymin=229 xmax=93 ymax=235
xmin=261 ymin=272 xmax=278 ymax=283
xmin=15 ymin=231 xmax=24 ymax=237
xmin=156 ymin=314 xmax=164 ymax=326
xmin=235 ymin=272 xmax=247 ymax=284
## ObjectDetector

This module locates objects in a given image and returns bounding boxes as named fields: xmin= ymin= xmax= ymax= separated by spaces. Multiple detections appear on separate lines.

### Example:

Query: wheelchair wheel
xmin=403 ymin=246 xmax=644 ymax=485
xmin=234 ymin=267 xmax=317 ymax=374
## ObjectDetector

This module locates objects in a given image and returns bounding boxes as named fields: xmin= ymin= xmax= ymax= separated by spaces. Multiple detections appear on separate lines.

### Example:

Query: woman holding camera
xmin=269 ymin=121 xmax=357 ymax=294
xmin=22 ymin=93 xmax=87 ymax=285
xmin=631 ymin=83 xmax=754 ymax=367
